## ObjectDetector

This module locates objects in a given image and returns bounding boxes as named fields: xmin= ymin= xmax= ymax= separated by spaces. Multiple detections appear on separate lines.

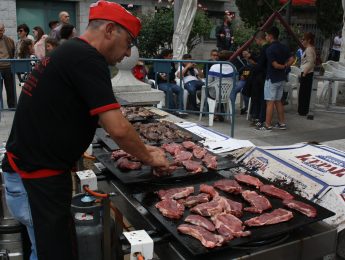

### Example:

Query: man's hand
xmin=145 ymin=149 xmax=170 ymax=169
xmin=220 ymin=33 xmax=225 ymax=38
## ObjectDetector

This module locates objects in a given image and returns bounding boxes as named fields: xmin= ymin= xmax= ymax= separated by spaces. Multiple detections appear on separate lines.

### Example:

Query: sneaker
xmin=255 ymin=125 xmax=272 ymax=131
xmin=255 ymin=121 xmax=263 ymax=128
xmin=273 ymin=122 xmax=287 ymax=130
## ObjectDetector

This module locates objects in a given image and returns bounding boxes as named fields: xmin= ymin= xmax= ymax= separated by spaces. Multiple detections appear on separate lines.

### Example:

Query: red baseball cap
xmin=89 ymin=1 xmax=141 ymax=38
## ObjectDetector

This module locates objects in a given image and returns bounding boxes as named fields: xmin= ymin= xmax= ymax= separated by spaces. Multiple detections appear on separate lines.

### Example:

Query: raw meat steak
xmin=213 ymin=179 xmax=242 ymax=194
xmin=235 ymin=174 xmax=263 ymax=189
xmin=153 ymin=165 xmax=178 ymax=177
xmin=185 ymin=214 xmax=215 ymax=232
xmin=242 ymin=190 xmax=272 ymax=214
xmin=117 ymin=157 xmax=142 ymax=170
xmin=161 ymin=143 xmax=184 ymax=156
xmin=283 ymin=199 xmax=317 ymax=218
xmin=193 ymin=146 xmax=208 ymax=159
xmin=202 ymin=153 xmax=217 ymax=170
xmin=182 ymin=160 xmax=203 ymax=174
xmin=157 ymin=186 xmax=194 ymax=200
xmin=177 ymin=224 xmax=224 ymax=248
xmin=155 ymin=199 xmax=184 ymax=219
xmin=200 ymin=184 xmax=219 ymax=198
xmin=260 ymin=185 xmax=294 ymax=200
xmin=179 ymin=193 xmax=210 ymax=207
xmin=212 ymin=212 xmax=251 ymax=239
xmin=182 ymin=141 xmax=196 ymax=150
xmin=244 ymin=208 xmax=294 ymax=226
xmin=174 ymin=151 xmax=193 ymax=165
xmin=221 ymin=197 xmax=243 ymax=218
xmin=111 ymin=150 xmax=129 ymax=160
xmin=191 ymin=197 xmax=224 ymax=217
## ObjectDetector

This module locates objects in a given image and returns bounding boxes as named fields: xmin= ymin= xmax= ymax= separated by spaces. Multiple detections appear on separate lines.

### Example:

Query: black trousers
xmin=298 ymin=72 xmax=313 ymax=116
xmin=0 ymin=68 xmax=15 ymax=108
xmin=23 ymin=172 xmax=78 ymax=260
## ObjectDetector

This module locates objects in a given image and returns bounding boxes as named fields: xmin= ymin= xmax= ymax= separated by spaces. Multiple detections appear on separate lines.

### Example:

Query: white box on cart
xmin=76 ymin=169 xmax=98 ymax=191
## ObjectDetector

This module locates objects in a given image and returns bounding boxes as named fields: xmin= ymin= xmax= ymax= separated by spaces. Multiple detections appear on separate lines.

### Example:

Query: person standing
xmin=216 ymin=14 xmax=234 ymax=51
xmin=33 ymin=26 xmax=48 ymax=59
xmin=203 ymin=49 xmax=219 ymax=77
xmin=50 ymin=11 xmax=76 ymax=41
xmin=298 ymin=32 xmax=316 ymax=116
xmin=329 ymin=31 xmax=342 ymax=61
xmin=0 ymin=23 xmax=15 ymax=108
xmin=257 ymin=26 xmax=294 ymax=131
xmin=1 ymin=1 xmax=169 ymax=260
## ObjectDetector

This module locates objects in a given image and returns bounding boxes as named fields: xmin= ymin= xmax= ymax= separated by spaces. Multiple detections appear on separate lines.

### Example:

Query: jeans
xmin=2 ymin=172 xmax=37 ymax=260
xmin=158 ymin=83 xmax=183 ymax=110
xmin=230 ymin=80 xmax=249 ymax=110
xmin=184 ymin=80 xmax=204 ymax=110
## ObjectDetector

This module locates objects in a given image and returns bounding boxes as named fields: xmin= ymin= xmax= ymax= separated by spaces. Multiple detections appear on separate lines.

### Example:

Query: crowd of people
xmin=0 ymin=11 xmax=75 ymax=108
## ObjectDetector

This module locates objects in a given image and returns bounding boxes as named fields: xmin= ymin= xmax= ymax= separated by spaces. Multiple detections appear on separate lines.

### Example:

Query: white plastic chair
xmin=206 ymin=78 xmax=234 ymax=127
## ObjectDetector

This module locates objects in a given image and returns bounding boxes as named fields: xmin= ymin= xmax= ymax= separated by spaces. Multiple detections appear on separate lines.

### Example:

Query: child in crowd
xmin=45 ymin=37 xmax=59 ymax=55
xmin=18 ymin=39 xmax=37 ymax=85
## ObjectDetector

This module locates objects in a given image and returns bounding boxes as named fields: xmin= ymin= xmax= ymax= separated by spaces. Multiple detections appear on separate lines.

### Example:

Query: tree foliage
xmin=137 ymin=8 xmax=212 ymax=58
xmin=235 ymin=0 xmax=281 ymax=27
xmin=316 ymin=0 xmax=343 ymax=38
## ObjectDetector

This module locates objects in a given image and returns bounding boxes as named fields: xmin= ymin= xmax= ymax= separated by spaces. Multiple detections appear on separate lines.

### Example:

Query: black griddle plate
xmin=95 ymin=125 xmax=204 ymax=151
xmin=94 ymin=149 xmax=237 ymax=184
xmin=134 ymin=174 xmax=335 ymax=256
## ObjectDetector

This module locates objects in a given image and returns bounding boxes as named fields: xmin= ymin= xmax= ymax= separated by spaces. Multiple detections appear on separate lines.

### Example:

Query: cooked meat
xmin=200 ymin=184 xmax=219 ymax=198
xmin=242 ymin=190 xmax=272 ymax=214
xmin=221 ymin=197 xmax=243 ymax=218
xmin=213 ymin=179 xmax=242 ymax=194
xmin=191 ymin=197 xmax=224 ymax=217
xmin=244 ymin=208 xmax=294 ymax=227
xmin=155 ymin=199 xmax=184 ymax=219
xmin=177 ymin=224 xmax=224 ymax=248
xmin=117 ymin=157 xmax=142 ymax=170
xmin=235 ymin=174 xmax=264 ymax=189
xmin=260 ymin=185 xmax=294 ymax=200
xmin=185 ymin=214 xmax=216 ymax=232
xmin=174 ymin=151 xmax=193 ymax=165
xmin=282 ymin=199 xmax=317 ymax=218
xmin=153 ymin=165 xmax=178 ymax=177
xmin=111 ymin=150 xmax=129 ymax=160
xmin=193 ymin=146 xmax=208 ymax=159
xmin=182 ymin=141 xmax=196 ymax=150
xmin=161 ymin=143 xmax=184 ymax=156
xmin=202 ymin=153 xmax=217 ymax=170
xmin=180 ymin=193 xmax=211 ymax=207
xmin=121 ymin=106 xmax=155 ymax=120
xmin=212 ymin=212 xmax=251 ymax=238
xmin=157 ymin=186 xmax=194 ymax=200
xmin=182 ymin=160 xmax=203 ymax=174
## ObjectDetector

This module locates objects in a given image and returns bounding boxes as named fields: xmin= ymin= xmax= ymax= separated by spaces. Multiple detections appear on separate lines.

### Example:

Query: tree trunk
xmin=341 ymin=0 xmax=345 ymax=62
xmin=321 ymin=38 xmax=331 ymax=62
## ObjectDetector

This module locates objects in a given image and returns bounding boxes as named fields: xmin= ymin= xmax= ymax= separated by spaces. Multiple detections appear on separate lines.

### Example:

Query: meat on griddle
xmin=193 ymin=146 xmax=208 ymax=159
xmin=155 ymin=199 xmax=185 ymax=219
xmin=178 ymin=193 xmax=211 ymax=208
xmin=117 ymin=157 xmax=142 ymax=170
xmin=161 ymin=143 xmax=184 ymax=156
xmin=182 ymin=160 xmax=203 ymax=174
xmin=241 ymin=190 xmax=272 ymax=214
xmin=177 ymin=224 xmax=224 ymax=248
xmin=190 ymin=196 xmax=224 ymax=217
xmin=222 ymin=197 xmax=243 ymax=218
xmin=282 ymin=199 xmax=317 ymax=218
xmin=213 ymin=179 xmax=242 ymax=194
xmin=182 ymin=141 xmax=196 ymax=150
xmin=244 ymin=208 xmax=294 ymax=227
xmin=174 ymin=150 xmax=193 ymax=165
xmin=111 ymin=150 xmax=129 ymax=160
xmin=211 ymin=212 xmax=251 ymax=239
xmin=121 ymin=106 xmax=155 ymax=121
xmin=157 ymin=186 xmax=194 ymax=200
xmin=184 ymin=214 xmax=216 ymax=232
xmin=200 ymin=184 xmax=219 ymax=198
xmin=260 ymin=184 xmax=294 ymax=200
xmin=235 ymin=173 xmax=264 ymax=189
xmin=153 ymin=165 xmax=178 ymax=177
xmin=202 ymin=153 xmax=217 ymax=170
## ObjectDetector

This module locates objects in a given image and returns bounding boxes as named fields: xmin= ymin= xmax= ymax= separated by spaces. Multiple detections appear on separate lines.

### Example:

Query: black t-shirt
xmin=2 ymin=38 xmax=119 ymax=173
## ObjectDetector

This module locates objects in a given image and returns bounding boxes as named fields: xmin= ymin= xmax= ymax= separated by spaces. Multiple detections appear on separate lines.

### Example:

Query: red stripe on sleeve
xmin=90 ymin=103 xmax=121 ymax=116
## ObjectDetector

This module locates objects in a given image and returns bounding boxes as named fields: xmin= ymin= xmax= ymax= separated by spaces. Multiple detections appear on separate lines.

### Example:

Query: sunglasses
xmin=17 ymin=29 xmax=24 ymax=33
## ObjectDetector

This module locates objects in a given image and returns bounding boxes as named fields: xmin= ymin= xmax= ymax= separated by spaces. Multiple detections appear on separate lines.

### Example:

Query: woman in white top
xmin=33 ymin=26 xmax=48 ymax=59
xmin=298 ymin=32 xmax=316 ymax=116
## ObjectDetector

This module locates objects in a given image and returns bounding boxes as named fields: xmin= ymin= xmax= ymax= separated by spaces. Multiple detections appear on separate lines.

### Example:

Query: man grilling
xmin=1 ymin=1 xmax=169 ymax=259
